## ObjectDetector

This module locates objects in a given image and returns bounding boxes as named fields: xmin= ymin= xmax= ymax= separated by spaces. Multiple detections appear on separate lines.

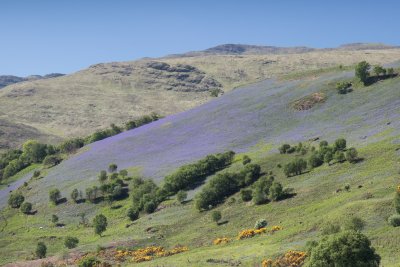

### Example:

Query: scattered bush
xmin=321 ymin=222 xmax=341 ymax=235
xmin=43 ymin=155 xmax=62 ymax=167
xmin=355 ymin=61 xmax=371 ymax=85
xmin=279 ymin=144 xmax=291 ymax=154
xmin=78 ymin=256 xmax=100 ymax=267
xmin=71 ymin=188 xmax=79 ymax=203
xmin=144 ymin=201 xmax=157 ymax=214
xmin=51 ymin=214 xmax=59 ymax=224
xmin=36 ymin=242 xmax=47 ymax=259
xmin=242 ymin=155 xmax=251 ymax=165
xmin=334 ymin=138 xmax=347 ymax=151
xmin=93 ymin=214 xmax=108 ymax=236
xmin=334 ymin=151 xmax=345 ymax=163
xmin=308 ymin=231 xmax=380 ymax=267
xmin=176 ymin=190 xmax=187 ymax=204
xmin=240 ymin=188 xmax=253 ymax=202
xmin=49 ymin=188 xmax=61 ymax=205
xmin=284 ymin=158 xmax=307 ymax=177
xmin=346 ymin=147 xmax=358 ymax=163
xmin=20 ymin=202 xmax=32 ymax=214
xmin=211 ymin=211 xmax=222 ymax=224
xmin=255 ymin=219 xmax=268 ymax=229
xmin=344 ymin=216 xmax=365 ymax=231
xmin=127 ymin=207 xmax=139 ymax=221
xmin=8 ymin=192 xmax=25 ymax=208
xmin=388 ymin=214 xmax=400 ymax=227
xmin=98 ymin=170 xmax=108 ymax=183
xmin=108 ymin=163 xmax=118 ymax=173
xmin=64 ymin=236 xmax=79 ymax=249
xmin=336 ymin=81 xmax=352 ymax=94
xmin=269 ymin=182 xmax=284 ymax=201
xmin=163 ymin=151 xmax=235 ymax=195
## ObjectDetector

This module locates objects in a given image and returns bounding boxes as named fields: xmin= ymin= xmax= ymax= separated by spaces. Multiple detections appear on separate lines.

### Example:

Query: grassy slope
xmin=0 ymin=48 xmax=399 ymax=150
xmin=0 ymin=136 xmax=399 ymax=266
xmin=1 ymin=69 xmax=400 ymax=266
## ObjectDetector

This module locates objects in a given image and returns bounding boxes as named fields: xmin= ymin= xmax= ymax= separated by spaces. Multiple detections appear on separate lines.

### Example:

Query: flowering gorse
xmin=262 ymin=250 xmax=307 ymax=267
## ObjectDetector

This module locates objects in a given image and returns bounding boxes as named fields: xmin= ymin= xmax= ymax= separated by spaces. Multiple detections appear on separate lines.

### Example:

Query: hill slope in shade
xmin=0 ymin=45 xmax=400 ymax=149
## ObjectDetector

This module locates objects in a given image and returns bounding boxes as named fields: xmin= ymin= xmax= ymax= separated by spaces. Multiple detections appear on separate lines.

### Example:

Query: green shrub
xmin=51 ymin=214 xmax=59 ymax=224
xmin=36 ymin=242 xmax=47 ymax=259
xmin=78 ymin=256 xmax=100 ymax=267
xmin=20 ymin=202 xmax=32 ymax=214
xmin=211 ymin=211 xmax=221 ymax=224
xmin=344 ymin=216 xmax=365 ymax=231
xmin=279 ymin=144 xmax=291 ymax=154
xmin=143 ymin=201 xmax=157 ymax=214
xmin=308 ymin=231 xmax=380 ymax=267
xmin=71 ymin=188 xmax=79 ymax=203
xmin=254 ymin=219 xmax=268 ymax=229
xmin=334 ymin=151 xmax=345 ymax=163
xmin=242 ymin=155 xmax=251 ymax=165
xmin=8 ymin=192 xmax=24 ymax=208
xmin=176 ymin=190 xmax=187 ymax=204
xmin=49 ymin=188 xmax=61 ymax=205
xmin=284 ymin=158 xmax=307 ymax=177
xmin=240 ymin=188 xmax=252 ymax=202
xmin=355 ymin=61 xmax=371 ymax=85
xmin=108 ymin=163 xmax=118 ymax=173
xmin=43 ymin=155 xmax=62 ymax=167
xmin=345 ymin=148 xmax=358 ymax=163
xmin=93 ymin=214 xmax=108 ymax=236
xmin=269 ymin=182 xmax=284 ymax=201
xmin=321 ymin=222 xmax=341 ymax=235
xmin=388 ymin=214 xmax=400 ymax=227
xmin=334 ymin=138 xmax=347 ymax=151
xmin=64 ymin=236 xmax=79 ymax=249
xmin=127 ymin=207 xmax=139 ymax=221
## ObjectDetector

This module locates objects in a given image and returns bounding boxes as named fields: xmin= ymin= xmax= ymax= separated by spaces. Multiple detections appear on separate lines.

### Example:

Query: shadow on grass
xmin=365 ymin=74 xmax=398 ymax=86
xmin=56 ymin=197 xmax=67 ymax=205
xmin=217 ymin=220 xmax=229 ymax=226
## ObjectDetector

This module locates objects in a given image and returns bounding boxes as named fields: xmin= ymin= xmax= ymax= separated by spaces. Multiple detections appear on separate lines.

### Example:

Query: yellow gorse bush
xmin=213 ymin=237 xmax=230 ymax=245
xmin=110 ymin=245 xmax=189 ymax=263
xmin=262 ymin=250 xmax=307 ymax=267
xmin=237 ymin=226 xmax=282 ymax=240
xmin=396 ymin=185 xmax=400 ymax=193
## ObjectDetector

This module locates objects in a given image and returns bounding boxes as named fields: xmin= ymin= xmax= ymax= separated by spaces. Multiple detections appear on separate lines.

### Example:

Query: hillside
xmin=1 ymin=64 xmax=400 ymax=266
xmin=0 ymin=73 xmax=64 ymax=89
xmin=1 ymin=44 xmax=400 ymax=150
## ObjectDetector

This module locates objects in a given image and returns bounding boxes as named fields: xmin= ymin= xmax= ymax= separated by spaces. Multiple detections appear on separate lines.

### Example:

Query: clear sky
xmin=1 ymin=0 xmax=399 ymax=76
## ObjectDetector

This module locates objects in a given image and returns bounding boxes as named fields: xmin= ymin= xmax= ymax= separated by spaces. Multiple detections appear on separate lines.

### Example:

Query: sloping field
xmin=9 ymin=68 xmax=400 ymax=214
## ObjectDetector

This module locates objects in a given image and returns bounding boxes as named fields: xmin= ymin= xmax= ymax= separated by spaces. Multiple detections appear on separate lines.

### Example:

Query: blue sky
xmin=1 ymin=0 xmax=399 ymax=76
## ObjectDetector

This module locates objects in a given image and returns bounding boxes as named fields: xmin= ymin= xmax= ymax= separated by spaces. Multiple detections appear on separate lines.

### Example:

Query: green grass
xmin=1 ymin=136 xmax=399 ymax=266
xmin=0 ymin=164 xmax=40 ymax=190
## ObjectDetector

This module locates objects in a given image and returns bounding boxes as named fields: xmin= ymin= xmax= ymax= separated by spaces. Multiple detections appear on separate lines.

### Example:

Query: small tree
xmin=71 ymin=188 xmax=79 ymax=203
xmin=269 ymin=182 xmax=284 ymax=201
xmin=93 ymin=214 xmax=108 ymax=236
xmin=119 ymin=169 xmax=128 ymax=178
xmin=334 ymin=151 xmax=345 ymax=163
xmin=211 ymin=210 xmax=222 ymax=224
xmin=373 ymin=65 xmax=385 ymax=76
xmin=388 ymin=214 xmax=400 ymax=227
xmin=64 ymin=236 xmax=79 ymax=249
xmin=51 ymin=214 xmax=59 ymax=225
xmin=334 ymin=138 xmax=347 ymax=151
xmin=20 ymin=202 xmax=32 ymax=214
xmin=344 ymin=216 xmax=365 ymax=231
xmin=49 ymin=188 xmax=61 ymax=205
xmin=240 ymin=188 xmax=253 ymax=202
xmin=127 ymin=207 xmax=139 ymax=221
xmin=108 ymin=163 xmax=118 ymax=173
xmin=144 ymin=201 xmax=157 ymax=214
xmin=98 ymin=170 xmax=108 ymax=183
xmin=355 ymin=61 xmax=371 ymax=85
xmin=176 ymin=190 xmax=187 ymax=204
xmin=387 ymin=68 xmax=395 ymax=76
xmin=308 ymin=231 xmax=380 ymax=267
xmin=36 ymin=242 xmax=47 ymax=259
xmin=242 ymin=155 xmax=251 ymax=165
xmin=8 ymin=192 xmax=25 ymax=208
xmin=324 ymin=151 xmax=333 ymax=165
xmin=345 ymin=148 xmax=358 ymax=163
xmin=255 ymin=219 xmax=268 ymax=229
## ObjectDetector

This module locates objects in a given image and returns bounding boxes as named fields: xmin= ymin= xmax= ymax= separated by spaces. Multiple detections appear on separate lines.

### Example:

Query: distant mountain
xmin=0 ymin=73 xmax=64 ymax=89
